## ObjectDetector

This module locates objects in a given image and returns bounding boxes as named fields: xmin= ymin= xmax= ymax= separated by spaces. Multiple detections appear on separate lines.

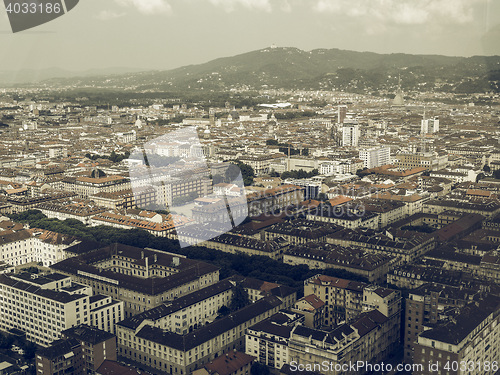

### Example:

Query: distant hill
xmin=8 ymin=47 xmax=500 ymax=93
xmin=0 ymin=67 xmax=145 ymax=85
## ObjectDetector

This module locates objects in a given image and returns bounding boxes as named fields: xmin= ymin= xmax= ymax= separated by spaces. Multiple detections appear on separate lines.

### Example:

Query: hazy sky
xmin=1 ymin=0 xmax=499 ymax=72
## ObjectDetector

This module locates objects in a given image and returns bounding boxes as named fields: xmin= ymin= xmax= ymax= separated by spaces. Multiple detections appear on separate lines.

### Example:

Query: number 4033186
xmin=5 ymin=1 xmax=62 ymax=14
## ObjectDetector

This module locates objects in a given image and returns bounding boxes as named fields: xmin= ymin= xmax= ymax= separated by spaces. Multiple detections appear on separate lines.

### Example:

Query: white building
xmin=359 ymin=147 xmax=391 ymax=169
xmin=342 ymin=124 xmax=360 ymax=147
xmin=245 ymin=312 xmax=303 ymax=370
xmin=421 ymin=117 xmax=439 ymax=134
xmin=89 ymin=295 xmax=124 ymax=334
xmin=0 ymin=272 xmax=123 ymax=346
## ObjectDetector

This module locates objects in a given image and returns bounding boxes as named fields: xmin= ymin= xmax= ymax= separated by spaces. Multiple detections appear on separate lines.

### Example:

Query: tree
xmin=483 ymin=165 xmax=491 ymax=173
xmin=476 ymin=173 xmax=485 ymax=183
xmin=229 ymin=283 xmax=250 ymax=312
xmin=217 ymin=305 xmax=230 ymax=317
xmin=494 ymin=169 xmax=500 ymax=179
xmin=265 ymin=139 xmax=279 ymax=145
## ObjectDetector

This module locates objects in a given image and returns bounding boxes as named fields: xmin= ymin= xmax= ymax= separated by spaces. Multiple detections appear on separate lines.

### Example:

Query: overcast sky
xmin=1 ymin=0 xmax=499 ymax=72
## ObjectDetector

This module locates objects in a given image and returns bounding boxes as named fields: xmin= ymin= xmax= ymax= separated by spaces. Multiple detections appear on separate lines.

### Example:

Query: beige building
xmin=0 ymin=272 xmax=122 ymax=347
xmin=413 ymin=298 xmax=500 ymax=375
xmin=284 ymin=243 xmax=392 ymax=283
xmin=61 ymin=175 xmax=131 ymax=198
xmin=116 ymin=296 xmax=282 ymax=375
xmin=202 ymin=234 xmax=289 ymax=261
xmin=51 ymin=243 xmax=220 ymax=317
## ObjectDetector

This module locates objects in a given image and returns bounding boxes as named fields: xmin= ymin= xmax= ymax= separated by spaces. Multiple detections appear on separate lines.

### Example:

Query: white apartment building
xmin=359 ymin=147 xmax=391 ymax=169
xmin=89 ymin=295 xmax=124 ymax=335
xmin=245 ymin=312 xmax=303 ymax=370
xmin=0 ymin=229 xmax=80 ymax=267
xmin=0 ymin=273 xmax=91 ymax=347
xmin=32 ymin=230 xmax=80 ymax=267
xmin=0 ymin=230 xmax=35 ymax=266
xmin=420 ymin=117 xmax=439 ymax=134
xmin=0 ymin=272 xmax=124 ymax=347
xmin=342 ymin=124 xmax=360 ymax=147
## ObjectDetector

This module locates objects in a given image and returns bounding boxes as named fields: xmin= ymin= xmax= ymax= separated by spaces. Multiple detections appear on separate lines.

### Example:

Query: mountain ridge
xmin=4 ymin=47 xmax=500 ymax=93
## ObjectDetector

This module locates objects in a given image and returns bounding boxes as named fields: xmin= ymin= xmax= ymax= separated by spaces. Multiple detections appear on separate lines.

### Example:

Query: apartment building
xmin=359 ymin=147 xmax=391 ymax=169
xmin=62 ymin=325 xmax=117 ymax=375
xmin=306 ymin=205 xmax=379 ymax=230
xmin=0 ymin=272 xmax=91 ymax=346
xmin=284 ymin=243 xmax=392 ymax=283
xmin=404 ymin=283 xmax=485 ymax=363
xmin=116 ymin=296 xmax=282 ymax=375
xmin=90 ymin=187 xmax=156 ymax=210
xmin=413 ymin=298 xmax=500 ymax=375
xmin=88 ymin=295 xmax=124 ymax=335
xmin=246 ymin=185 xmax=305 ymax=217
xmin=303 ymin=274 xmax=401 ymax=328
xmin=61 ymin=175 xmax=131 ymax=198
xmin=356 ymin=198 xmax=407 ymax=229
xmin=0 ymin=227 xmax=80 ymax=267
xmin=51 ymin=243 xmax=220 ymax=317
xmin=303 ymin=274 xmax=367 ymax=326
xmin=0 ymin=272 xmax=123 ymax=347
xmin=32 ymin=229 xmax=80 ymax=267
xmin=90 ymin=211 xmax=182 ymax=238
xmin=36 ymin=338 xmax=85 ymax=375
xmin=423 ymin=199 xmax=500 ymax=218
xmin=35 ymin=199 xmax=108 ymax=225
xmin=264 ymin=219 xmax=341 ymax=246
xmin=394 ymin=151 xmax=448 ymax=171
xmin=245 ymin=311 xmax=304 ymax=370
xmin=287 ymin=310 xmax=397 ymax=375
xmin=117 ymin=279 xmax=234 ymax=336
xmin=328 ymin=227 xmax=436 ymax=264
xmin=202 ymin=234 xmax=289 ymax=261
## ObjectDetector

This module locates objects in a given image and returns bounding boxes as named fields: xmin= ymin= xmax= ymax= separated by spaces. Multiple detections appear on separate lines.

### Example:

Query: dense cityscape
xmin=0 ymin=50 xmax=498 ymax=375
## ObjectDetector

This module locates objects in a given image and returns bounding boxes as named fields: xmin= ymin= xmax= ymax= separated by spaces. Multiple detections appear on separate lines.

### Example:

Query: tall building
xmin=36 ymin=325 xmax=117 ymax=375
xmin=337 ymin=105 xmax=347 ymax=124
xmin=342 ymin=123 xmax=360 ymax=147
xmin=404 ymin=283 xmax=484 ymax=363
xmin=359 ymin=147 xmax=391 ymax=168
xmin=413 ymin=297 xmax=500 ymax=375
xmin=62 ymin=325 xmax=117 ymax=374
xmin=421 ymin=117 xmax=439 ymax=134
xmin=0 ymin=272 xmax=123 ymax=346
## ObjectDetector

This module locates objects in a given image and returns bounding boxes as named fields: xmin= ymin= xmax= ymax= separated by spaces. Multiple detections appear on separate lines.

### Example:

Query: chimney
xmin=141 ymin=251 xmax=144 ymax=259
xmin=154 ymin=254 xmax=157 ymax=263
xmin=145 ymin=257 xmax=149 ymax=278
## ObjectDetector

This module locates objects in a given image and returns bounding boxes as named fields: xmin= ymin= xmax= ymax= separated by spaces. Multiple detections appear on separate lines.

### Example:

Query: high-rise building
xmin=338 ymin=105 xmax=347 ymax=124
xmin=404 ymin=284 xmax=483 ymax=363
xmin=413 ymin=297 xmax=500 ymax=375
xmin=359 ymin=147 xmax=391 ymax=168
xmin=421 ymin=117 xmax=439 ymax=134
xmin=0 ymin=272 xmax=123 ymax=346
xmin=342 ymin=123 xmax=360 ymax=147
